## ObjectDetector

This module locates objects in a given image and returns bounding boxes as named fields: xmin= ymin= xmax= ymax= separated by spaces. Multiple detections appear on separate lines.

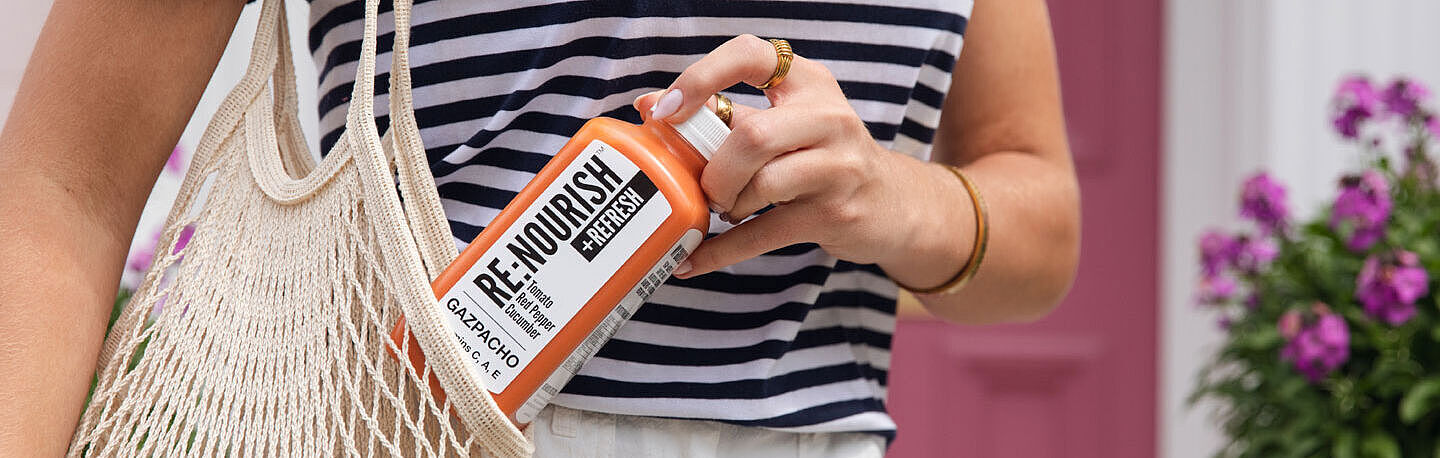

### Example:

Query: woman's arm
xmin=914 ymin=0 xmax=1079 ymax=323
xmin=0 ymin=1 xmax=243 ymax=454
xmin=640 ymin=0 xmax=1078 ymax=325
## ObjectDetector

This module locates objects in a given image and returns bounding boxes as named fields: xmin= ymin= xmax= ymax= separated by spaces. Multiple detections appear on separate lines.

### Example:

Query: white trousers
xmin=528 ymin=404 xmax=887 ymax=458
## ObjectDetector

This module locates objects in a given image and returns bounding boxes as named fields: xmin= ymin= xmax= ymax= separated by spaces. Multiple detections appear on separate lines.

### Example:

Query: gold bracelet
xmin=897 ymin=165 xmax=989 ymax=295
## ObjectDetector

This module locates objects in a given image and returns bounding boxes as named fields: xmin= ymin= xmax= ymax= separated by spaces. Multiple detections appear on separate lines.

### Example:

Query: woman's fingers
xmin=723 ymin=148 xmax=837 ymax=222
xmin=654 ymin=35 xmax=829 ymax=121
xmin=702 ymin=104 xmax=839 ymax=213
xmin=673 ymin=204 xmax=812 ymax=279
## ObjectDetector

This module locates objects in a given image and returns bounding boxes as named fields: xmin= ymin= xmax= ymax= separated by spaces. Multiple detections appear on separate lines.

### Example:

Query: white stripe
xmin=612 ymin=302 xmax=893 ymax=348
xmin=577 ymin=343 xmax=890 ymax=384
xmin=823 ymin=269 xmax=899 ymax=299
xmin=763 ymin=411 xmax=898 ymax=434
xmin=432 ymin=163 xmax=537 ymax=190
xmin=551 ymin=381 xmax=883 ymax=422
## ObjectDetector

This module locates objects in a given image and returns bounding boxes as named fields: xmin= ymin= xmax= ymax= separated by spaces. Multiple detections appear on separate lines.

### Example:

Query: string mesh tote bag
xmin=67 ymin=0 xmax=532 ymax=455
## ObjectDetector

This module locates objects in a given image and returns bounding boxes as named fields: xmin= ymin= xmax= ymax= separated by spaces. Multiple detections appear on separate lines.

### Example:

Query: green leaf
xmin=1362 ymin=431 xmax=1401 ymax=458
xmin=1401 ymin=378 xmax=1440 ymax=424
xmin=1333 ymin=430 xmax=1358 ymax=458
xmin=1238 ymin=327 xmax=1282 ymax=351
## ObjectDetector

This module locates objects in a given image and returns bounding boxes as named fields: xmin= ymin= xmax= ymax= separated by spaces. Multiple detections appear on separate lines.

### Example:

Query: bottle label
xmin=437 ymin=139 xmax=672 ymax=393
xmin=515 ymin=228 xmax=704 ymax=424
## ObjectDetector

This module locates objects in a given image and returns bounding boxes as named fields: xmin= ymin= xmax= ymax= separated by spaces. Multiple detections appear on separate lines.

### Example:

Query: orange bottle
xmin=391 ymin=104 xmax=729 ymax=425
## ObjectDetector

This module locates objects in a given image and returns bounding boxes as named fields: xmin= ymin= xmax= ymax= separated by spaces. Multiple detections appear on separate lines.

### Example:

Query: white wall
xmin=0 ymin=2 xmax=317 ymax=288
xmin=0 ymin=2 xmax=54 ymax=128
xmin=1163 ymin=1 xmax=1440 ymax=457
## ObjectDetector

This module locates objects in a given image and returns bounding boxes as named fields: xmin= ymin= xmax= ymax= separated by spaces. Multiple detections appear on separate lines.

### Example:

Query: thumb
xmin=632 ymin=90 xmax=666 ymax=120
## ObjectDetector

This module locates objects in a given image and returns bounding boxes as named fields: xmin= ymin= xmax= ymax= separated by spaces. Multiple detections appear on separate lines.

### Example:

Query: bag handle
xmin=336 ymin=1 xmax=534 ymax=455
xmin=234 ymin=1 xmax=530 ymax=455
xmin=383 ymin=0 xmax=461 ymax=276
xmin=242 ymin=0 xmax=454 ymax=275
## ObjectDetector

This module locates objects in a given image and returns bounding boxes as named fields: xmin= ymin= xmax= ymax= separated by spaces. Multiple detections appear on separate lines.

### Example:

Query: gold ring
xmin=713 ymin=93 xmax=733 ymax=127
xmin=755 ymin=39 xmax=793 ymax=90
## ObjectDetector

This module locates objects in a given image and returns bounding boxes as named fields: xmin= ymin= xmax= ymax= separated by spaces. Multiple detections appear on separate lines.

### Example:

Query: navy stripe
xmin=311 ymin=1 xmax=965 ymax=56
xmin=665 ymin=265 xmax=833 ymax=295
xmin=632 ymin=301 xmax=813 ymax=331
xmin=813 ymin=290 xmax=897 ymax=315
xmin=562 ymin=363 xmax=877 ymax=400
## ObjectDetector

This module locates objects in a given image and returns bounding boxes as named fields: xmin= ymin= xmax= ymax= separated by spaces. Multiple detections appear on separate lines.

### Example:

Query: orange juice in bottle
xmin=391 ymin=103 xmax=728 ymax=425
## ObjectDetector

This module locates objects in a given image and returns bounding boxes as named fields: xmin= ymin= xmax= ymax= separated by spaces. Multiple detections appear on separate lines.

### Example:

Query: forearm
xmin=878 ymin=151 xmax=1079 ymax=324
xmin=0 ymin=0 xmax=241 ymax=453
xmin=880 ymin=0 xmax=1077 ymax=324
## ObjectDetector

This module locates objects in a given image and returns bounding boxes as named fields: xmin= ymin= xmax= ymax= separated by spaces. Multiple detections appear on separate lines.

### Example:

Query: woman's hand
xmin=640 ymin=0 xmax=1081 ymax=326
xmin=634 ymin=34 xmax=977 ymax=290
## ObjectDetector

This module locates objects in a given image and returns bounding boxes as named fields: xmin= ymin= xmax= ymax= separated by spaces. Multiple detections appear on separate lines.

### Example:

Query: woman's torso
xmin=307 ymin=0 xmax=969 ymax=439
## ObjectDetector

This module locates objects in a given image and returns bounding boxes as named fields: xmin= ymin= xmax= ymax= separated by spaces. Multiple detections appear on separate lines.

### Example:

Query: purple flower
xmin=1280 ymin=308 xmax=1350 ymax=383
xmin=126 ymin=236 xmax=156 ymax=274
xmin=1240 ymin=173 xmax=1290 ymax=235
xmin=1330 ymin=170 xmax=1392 ymax=252
xmin=1233 ymin=236 xmax=1278 ymax=274
xmin=1199 ymin=230 xmax=1238 ymax=276
xmin=164 ymin=145 xmax=188 ymax=175
xmin=1355 ymin=251 xmax=1430 ymax=325
xmin=1380 ymin=78 xmax=1431 ymax=119
xmin=1197 ymin=274 xmax=1238 ymax=305
xmin=1332 ymin=76 xmax=1378 ymax=139
xmin=124 ymin=225 xmax=195 ymax=276
xmin=1427 ymin=114 xmax=1440 ymax=138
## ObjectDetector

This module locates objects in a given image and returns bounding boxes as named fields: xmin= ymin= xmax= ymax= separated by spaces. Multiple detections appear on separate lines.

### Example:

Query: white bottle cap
xmin=665 ymin=105 xmax=731 ymax=161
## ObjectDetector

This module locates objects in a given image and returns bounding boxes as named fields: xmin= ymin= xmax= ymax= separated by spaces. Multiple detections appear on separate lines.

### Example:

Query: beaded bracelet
xmin=897 ymin=165 xmax=989 ymax=296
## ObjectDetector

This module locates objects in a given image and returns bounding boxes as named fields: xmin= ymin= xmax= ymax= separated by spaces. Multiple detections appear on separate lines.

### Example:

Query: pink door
xmin=886 ymin=0 xmax=1160 ymax=456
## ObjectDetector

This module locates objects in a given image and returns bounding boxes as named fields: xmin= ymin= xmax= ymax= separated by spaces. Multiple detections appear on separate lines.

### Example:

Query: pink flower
xmin=1380 ymin=77 xmax=1431 ymax=119
xmin=1232 ymin=236 xmax=1278 ymax=274
xmin=1330 ymin=170 xmax=1392 ymax=252
xmin=1280 ymin=306 xmax=1350 ymax=383
xmin=1277 ymin=309 xmax=1302 ymax=340
xmin=164 ymin=145 xmax=188 ymax=176
xmin=1197 ymin=274 xmax=1238 ymax=305
xmin=1355 ymin=251 xmax=1430 ymax=325
xmin=1199 ymin=230 xmax=1238 ymax=277
xmin=1332 ymin=76 xmax=1378 ymax=140
xmin=123 ymin=225 xmax=195 ymax=276
xmin=1240 ymin=173 xmax=1290 ymax=235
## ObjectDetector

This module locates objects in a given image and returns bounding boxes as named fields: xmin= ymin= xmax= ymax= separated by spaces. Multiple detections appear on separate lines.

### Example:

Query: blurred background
xmin=5 ymin=1 xmax=1440 ymax=457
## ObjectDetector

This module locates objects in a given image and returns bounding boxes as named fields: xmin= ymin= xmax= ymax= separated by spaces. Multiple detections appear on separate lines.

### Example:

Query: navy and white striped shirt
xmin=307 ymin=0 xmax=969 ymax=438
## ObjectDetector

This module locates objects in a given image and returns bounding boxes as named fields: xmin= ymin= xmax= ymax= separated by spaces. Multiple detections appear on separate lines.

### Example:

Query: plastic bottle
xmin=390 ymin=104 xmax=729 ymax=425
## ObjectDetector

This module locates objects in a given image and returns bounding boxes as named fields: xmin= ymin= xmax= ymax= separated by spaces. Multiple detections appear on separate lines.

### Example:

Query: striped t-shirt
xmin=306 ymin=0 xmax=970 ymax=438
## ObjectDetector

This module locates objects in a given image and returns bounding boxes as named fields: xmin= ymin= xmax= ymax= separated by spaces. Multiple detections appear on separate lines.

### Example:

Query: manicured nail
xmin=673 ymin=260 xmax=693 ymax=277
xmin=651 ymin=89 xmax=683 ymax=120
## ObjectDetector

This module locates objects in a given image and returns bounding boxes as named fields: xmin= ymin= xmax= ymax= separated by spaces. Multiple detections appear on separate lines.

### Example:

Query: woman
xmin=0 ymin=0 xmax=1077 ymax=455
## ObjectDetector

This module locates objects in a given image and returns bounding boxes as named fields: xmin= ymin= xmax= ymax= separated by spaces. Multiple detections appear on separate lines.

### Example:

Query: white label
xmin=437 ymin=139 xmax=671 ymax=392
xmin=514 ymin=228 xmax=703 ymax=423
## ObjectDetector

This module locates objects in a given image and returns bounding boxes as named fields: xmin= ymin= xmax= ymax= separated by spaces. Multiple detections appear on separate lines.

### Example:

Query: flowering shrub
xmin=1193 ymin=76 xmax=1440 ymax=457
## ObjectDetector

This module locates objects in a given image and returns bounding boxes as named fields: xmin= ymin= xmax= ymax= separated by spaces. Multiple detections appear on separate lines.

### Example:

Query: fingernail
xmin=673 ymin=260 xmax=693 ymax=277
xmin=709 ymin=203 xmax=726 ymax=214
xmin=651 ymin=88 xmax=683 ymax=120
xmin=719 ymin=213 xmax=735 ymax=224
